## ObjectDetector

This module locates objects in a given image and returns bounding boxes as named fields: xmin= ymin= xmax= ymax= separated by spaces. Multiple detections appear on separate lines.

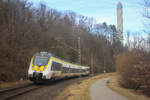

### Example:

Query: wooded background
xmin=0 ymin=0 xmax=123 ymax=82
xmin=1 ymin=0 xmax=150 ymax=97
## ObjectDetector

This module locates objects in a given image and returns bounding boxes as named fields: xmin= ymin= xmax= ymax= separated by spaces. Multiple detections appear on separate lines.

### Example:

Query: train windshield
xmin=33 ymin=56 xmax=49 ymax=66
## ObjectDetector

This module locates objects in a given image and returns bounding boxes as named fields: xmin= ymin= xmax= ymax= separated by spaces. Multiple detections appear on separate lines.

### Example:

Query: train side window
xmin=62 ymin=67 xmax=69 ymax=73
xmin=73 ymin=68 xmax=76 ymax=73
xmin=51 ymin=61 xmax=62 ymax=71
xmin=51 ymin=62 xmax=55 ymax=70
xmin=70 ymin=68 xmax=72 ymax=73
xmin=62 ymin=67 xmax=65 ymax=73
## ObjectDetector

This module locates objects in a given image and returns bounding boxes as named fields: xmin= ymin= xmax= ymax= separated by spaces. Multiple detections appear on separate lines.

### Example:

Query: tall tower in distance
xmin=117 ymin=2 xmax=123 ymax=43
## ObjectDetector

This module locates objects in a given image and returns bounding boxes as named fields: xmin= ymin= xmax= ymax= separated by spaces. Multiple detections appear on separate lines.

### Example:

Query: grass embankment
xmin=0 ymin=80 xmax=30 ymax=89
xmin=56 ymin=73 xmax=115 ymax=100
xmin=107 ymin=73 xmax=150 ymax=100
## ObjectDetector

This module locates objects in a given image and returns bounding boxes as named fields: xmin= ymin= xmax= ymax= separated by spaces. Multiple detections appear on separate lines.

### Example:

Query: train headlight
xmin=34 ymin=66 xmax=39 ymax=71
xmin=40 ymin=66 xmax=44 ymax=71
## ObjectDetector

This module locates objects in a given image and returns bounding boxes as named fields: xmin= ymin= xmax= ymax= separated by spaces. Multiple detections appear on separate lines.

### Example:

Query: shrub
xmin=0 ymin=71 xmax=15 ymax=82
xmin=131 ymin=57 xmax=150 ymax=96
xmin=116 ymin=51 xmax=140 ymax=88
xmin=116 ymin=51 xmax=150 ymax=96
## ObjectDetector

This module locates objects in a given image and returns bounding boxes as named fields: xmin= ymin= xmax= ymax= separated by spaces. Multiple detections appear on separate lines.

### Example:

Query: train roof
xmin=35 ymin=51 xmax=90 ymax=68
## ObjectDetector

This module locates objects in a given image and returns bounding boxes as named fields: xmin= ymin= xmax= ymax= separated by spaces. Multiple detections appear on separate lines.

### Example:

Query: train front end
xmin=28 ymin=52 xmax=51 ymax=82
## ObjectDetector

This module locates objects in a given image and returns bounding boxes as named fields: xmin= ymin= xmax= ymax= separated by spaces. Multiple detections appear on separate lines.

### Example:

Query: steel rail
xmin=0 ymin=83 xmax=40 ymax=100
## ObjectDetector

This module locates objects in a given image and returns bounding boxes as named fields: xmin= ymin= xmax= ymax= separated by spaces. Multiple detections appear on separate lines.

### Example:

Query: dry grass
xmin=107 ymin=73 xmax=150 ymax=100
xmin=56 ymin=73 xmax=115 ymax=100
xmin=0 ymin=80 xmax=30 ymax=89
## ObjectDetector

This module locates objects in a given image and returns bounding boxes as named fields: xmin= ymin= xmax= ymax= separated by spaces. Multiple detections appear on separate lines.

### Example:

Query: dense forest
xmin=0 ymin=0 xmax=122 ymax=82
xmin=1 ymin=0 xmax=150 ymax=97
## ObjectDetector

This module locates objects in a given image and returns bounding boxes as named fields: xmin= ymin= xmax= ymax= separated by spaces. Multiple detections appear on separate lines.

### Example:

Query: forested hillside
xmin=0 ymin=0 xmax=122 ymax=82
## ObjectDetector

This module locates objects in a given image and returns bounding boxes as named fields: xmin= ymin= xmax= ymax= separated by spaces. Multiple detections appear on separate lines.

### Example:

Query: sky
xmin=29 ymin=0 xmax=144 ymax=34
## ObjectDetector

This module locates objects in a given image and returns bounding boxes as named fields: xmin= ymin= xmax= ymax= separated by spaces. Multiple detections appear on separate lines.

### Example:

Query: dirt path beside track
xmin=90 ymin=77 xmax=129 ymax=100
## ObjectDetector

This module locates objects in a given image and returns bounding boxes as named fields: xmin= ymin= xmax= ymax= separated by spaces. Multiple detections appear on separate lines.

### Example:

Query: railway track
xmin=0 ymin=83 xmax=40 ymax=100
xmin=0 ymin=78 xmax=74 ymax=100
xmin=0 ymin=76 xmax=89 ymax=100
xmin=0 ymin=78 xmax=73 ymax=100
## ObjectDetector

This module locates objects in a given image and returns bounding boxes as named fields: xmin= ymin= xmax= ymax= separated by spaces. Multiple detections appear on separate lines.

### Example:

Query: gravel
xmin=10 ymin=77 xmax=89 ymax=100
